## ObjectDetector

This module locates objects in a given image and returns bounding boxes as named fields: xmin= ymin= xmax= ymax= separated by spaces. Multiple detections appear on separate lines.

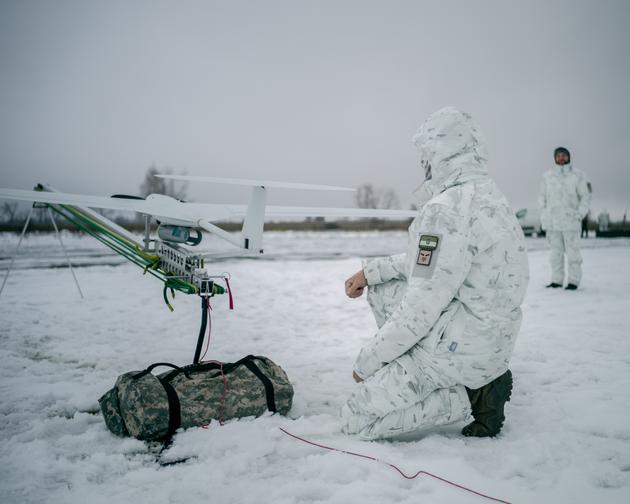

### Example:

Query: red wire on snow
xmin=192 ymin=282 xmax=506 ymax=502
xmin=278 ymin=428 xmax=512 ymax=504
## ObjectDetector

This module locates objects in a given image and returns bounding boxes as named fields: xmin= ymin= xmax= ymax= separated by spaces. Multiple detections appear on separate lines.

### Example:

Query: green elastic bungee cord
xmin=47 ymin=203 xmax=199 ymax=305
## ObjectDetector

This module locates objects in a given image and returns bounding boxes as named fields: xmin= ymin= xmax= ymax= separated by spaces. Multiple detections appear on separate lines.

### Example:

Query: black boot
xmin=462 ymin=370 xmax=513 ymax=438
xmin=565 ymin=283 xmax=578 ymax=290
xmin=546 ymin=282 xmax=562 ymax=288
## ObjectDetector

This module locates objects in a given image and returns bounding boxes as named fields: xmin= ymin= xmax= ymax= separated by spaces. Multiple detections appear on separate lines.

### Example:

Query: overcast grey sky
xmin=1 ymin=0 xmax=628 ymax=216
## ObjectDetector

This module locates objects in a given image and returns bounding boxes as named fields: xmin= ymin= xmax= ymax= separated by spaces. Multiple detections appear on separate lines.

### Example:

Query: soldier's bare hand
xmin=353 ymin=371 xmax=364 ymax=383
xmin=345 ymin=270 xmax=367 ymax=298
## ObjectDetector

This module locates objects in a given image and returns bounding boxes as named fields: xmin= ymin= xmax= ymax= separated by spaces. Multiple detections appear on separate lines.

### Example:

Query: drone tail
xmin=241 ymin=186 xmax=266 ymax=253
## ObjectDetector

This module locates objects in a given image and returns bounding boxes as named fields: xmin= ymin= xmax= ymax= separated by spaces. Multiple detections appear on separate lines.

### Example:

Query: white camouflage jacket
xmin=538 ymin=164 xmax=590 ymax=231
xmin=356 ymin=107 xmax=529 ymax=388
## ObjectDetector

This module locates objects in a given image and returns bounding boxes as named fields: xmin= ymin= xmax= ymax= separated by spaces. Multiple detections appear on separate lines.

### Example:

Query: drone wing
xmin=156 ymin=174 xmax=355 ymax=192
xmin=155 ymin=175 xmax=415 ymax=251
xmin=263 ymin=206 xmax=415 ymax=219
xmin=0 ymin=184 xmax=416 ymax=254
xmin=0 ymin=187 xmax=245 ymax=225
xmin=194 ymin=202 xmax=416 ymax=251
xmin=0 ymin=188 xmax=149 ymax=213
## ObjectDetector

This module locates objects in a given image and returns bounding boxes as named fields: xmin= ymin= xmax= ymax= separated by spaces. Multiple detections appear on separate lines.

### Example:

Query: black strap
xmin=193 ymin=297 xmax=209 ymax=364
xmin=156 ymin=354 xmax=277 ymax=414
xmin=133 ymin=362 xmax=191 ymax=380
xmin=164 ymin=354 xmax=260 ymax=381
xmin=158 ymin=377 xmax=182 ymax=441
xmin=242 ymin=359 xmax=277 ymax=413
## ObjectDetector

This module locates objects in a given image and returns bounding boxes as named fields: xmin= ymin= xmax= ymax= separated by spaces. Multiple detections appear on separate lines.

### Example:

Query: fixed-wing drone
xmin=0 ymin=175 xmax=415 ymax=360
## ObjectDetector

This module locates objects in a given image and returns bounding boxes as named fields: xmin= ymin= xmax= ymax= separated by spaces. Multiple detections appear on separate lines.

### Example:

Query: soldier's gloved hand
xmin=352 ymin=370 xmax=364 ymax=383
xmin=345 ymin=270 xmax=367 ymax=298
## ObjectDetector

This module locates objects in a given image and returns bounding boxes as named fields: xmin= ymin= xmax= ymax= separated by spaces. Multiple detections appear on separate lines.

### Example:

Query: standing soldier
xmin=341 ymin=107 xmax=529 ymax=440
xmin=581 ymin=182 xmax=593 ymax=238
xmin=538 ymin=147 xmax=591 ymax=290
xmin=598 ymin=210 xmax=610 ymax=233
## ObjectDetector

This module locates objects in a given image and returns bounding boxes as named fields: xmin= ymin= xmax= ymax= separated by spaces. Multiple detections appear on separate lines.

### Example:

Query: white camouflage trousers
xmin=547 ymin=231 xmax=582 ymax=285
xmin=339 ymin=279 xmax=472 ymax=440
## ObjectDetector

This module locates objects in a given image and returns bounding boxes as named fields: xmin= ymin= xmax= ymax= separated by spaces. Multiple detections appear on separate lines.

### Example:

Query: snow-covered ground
xmin=1 ymin=232 xmax=629 ymax=504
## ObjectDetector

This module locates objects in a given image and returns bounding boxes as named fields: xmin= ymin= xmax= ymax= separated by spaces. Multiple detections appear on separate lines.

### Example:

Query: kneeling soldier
xmin=342 ymin=107 xmax=529 ymax=440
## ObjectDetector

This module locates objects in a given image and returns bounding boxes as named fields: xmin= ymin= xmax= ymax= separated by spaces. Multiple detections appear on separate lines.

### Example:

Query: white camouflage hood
xmin=412 ymin=106 xmax=489 ymax=204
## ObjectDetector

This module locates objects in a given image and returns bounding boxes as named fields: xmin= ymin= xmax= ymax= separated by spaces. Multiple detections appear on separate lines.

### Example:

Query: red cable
xmin=278 ymin=428 xmax=512 ymax=504
xmin=214 ymin=361 xmax=227 ymax=426
xmin=197 ymin=296 xmax=228 ymax=425
xmin=225 ymin=277 xmax=234 ymax=310
xmin=194 ymin=282 xmax=504 ymax=502
xmin=197 ymin=295 xmax=228 ymax=427
xmin=199 ymin=359 xmax=227 ymax=426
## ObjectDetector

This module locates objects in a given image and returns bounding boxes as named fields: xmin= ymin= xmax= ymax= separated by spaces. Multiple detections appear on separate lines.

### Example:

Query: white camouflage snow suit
xmin=538 ymin=162 xmax=590 ymax=286
xmin=340 ymin=107 xmax=529 ymax=440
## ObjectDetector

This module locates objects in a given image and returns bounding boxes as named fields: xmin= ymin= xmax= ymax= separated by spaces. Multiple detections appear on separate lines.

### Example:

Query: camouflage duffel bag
xmin=99 ymin=355 xmax=293 ymax=441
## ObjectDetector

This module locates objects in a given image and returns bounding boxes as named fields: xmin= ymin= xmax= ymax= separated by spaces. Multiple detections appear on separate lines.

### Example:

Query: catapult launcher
xmin=0 ymin=176 xmax=416 ymax=363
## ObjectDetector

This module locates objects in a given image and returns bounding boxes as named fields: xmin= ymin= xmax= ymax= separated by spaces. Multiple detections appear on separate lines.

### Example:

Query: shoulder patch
xmin=412 ymin=233 xmax=442 ymax=278
xmin=417 ymin=234 xmax=439 ymax=266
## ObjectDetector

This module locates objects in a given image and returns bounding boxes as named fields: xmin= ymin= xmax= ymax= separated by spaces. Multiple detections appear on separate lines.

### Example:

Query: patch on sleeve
xmin=412 ymin=233 xmax=442 ymax=278
xmin=417 ymin=235 xmax=439 ymax=266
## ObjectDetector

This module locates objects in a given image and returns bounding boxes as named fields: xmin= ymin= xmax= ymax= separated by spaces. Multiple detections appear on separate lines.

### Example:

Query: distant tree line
xmin=354 ymin=183 xmax=402 ymax=210
xmin=139 ymin=166 xmax=188 ymax=200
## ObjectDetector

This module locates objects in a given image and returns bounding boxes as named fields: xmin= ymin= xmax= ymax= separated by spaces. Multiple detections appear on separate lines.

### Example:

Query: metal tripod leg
xmin=0 ymin=206 xmax=35 ymax=297
xmin=48 ymin=207 xmax=84 ymax=299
